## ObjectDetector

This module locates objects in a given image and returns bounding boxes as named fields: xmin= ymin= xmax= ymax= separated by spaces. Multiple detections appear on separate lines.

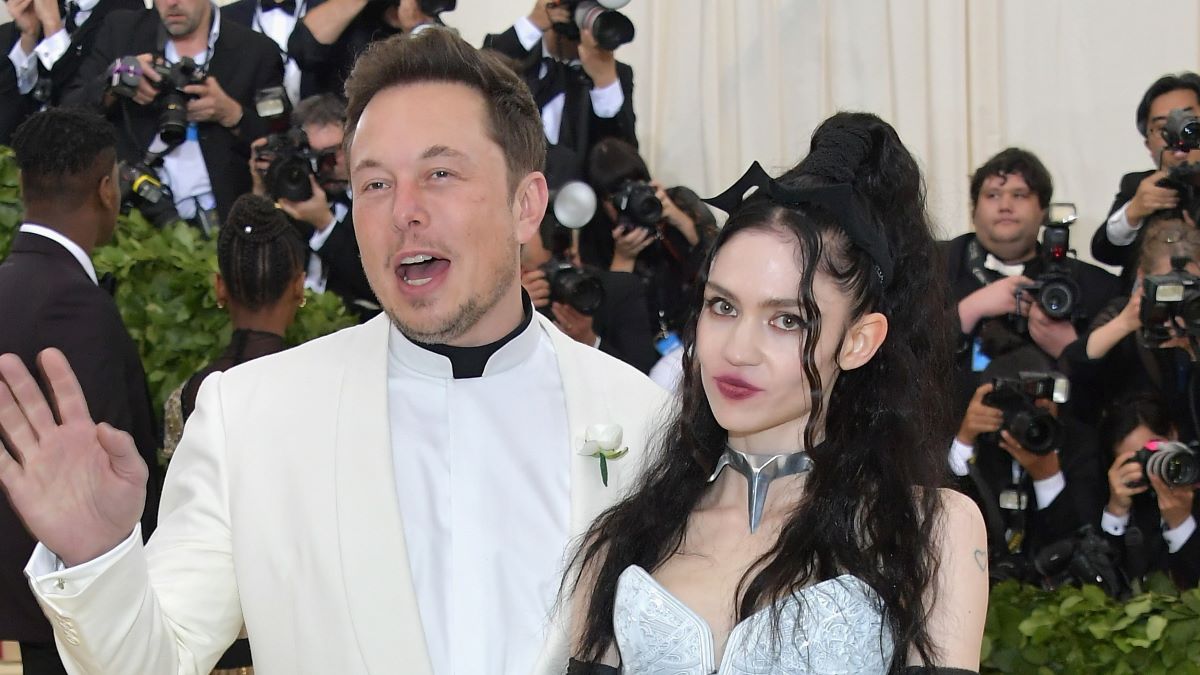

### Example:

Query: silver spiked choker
xmin=707 ymin=447 xmax=813 ymax=533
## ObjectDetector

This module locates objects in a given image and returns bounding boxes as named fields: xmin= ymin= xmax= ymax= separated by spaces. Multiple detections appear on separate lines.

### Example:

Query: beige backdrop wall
xmin=4 ymin=0 xmax=1198 ymax=264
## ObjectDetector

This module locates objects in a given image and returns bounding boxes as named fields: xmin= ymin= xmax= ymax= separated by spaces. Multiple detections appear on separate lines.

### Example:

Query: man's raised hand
xmin=0 ymin=349 xmax=147 ymax=567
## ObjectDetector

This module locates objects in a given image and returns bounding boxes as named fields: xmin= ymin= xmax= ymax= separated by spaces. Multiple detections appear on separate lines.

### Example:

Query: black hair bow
xmin=703 ymin=161 xmax=893 ymax=286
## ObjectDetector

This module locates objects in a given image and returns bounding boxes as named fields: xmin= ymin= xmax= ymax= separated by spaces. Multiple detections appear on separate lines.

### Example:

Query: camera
xmin=540 ymin=258 xmax=605 ymax=314
xmin=1156 ymin=161 xmax=1200 ymax=224
xmin=1125 ymin=439 xmax=1200 ymax=489
xmin=610 ymin=180 xmax=662 ymax=229
xmin=1034 ymin=526 xmax=1125 ymax=598
xmin=550 ymin=0 xmax=636 ymax=51
xmin=150 ymin=57 xmax=207 ymax=147
xmin=1162 ymin=108 xmax=1200 ymax=154
xmin=1015 ymin=203 xmax=1081 ymax=321
xmin=117 ymin=160 xmax=180 ymax=229
xmin=982 ymin=371 xmax=1068 ymax=456
xmin=1141 ymin=255 xmax=1200 ymax=347
xmin=256 ymin=128 xmax=332 ymax=202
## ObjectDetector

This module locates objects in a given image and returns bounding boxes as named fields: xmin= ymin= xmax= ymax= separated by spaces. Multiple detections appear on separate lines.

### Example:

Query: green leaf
xmin=1126 ymin=596 xmax=1154 ymax=618
xmin=1147 ymin=615 xmax=1168 ymax=642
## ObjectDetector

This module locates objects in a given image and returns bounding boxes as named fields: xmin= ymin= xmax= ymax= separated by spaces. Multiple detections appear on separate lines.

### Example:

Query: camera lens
xmin=267 ymin=158 xmax=315 ymax=202
xmin=1038 ymin=279 xmax=1077 ymax=319
xmin=1148 ymin=446 xmax=1200 ymax=487
xmin=617 ymin=182 xmax=663 ymax=227
xmin=548 ymin=264 xmax=605 ymax=314
xmin=1007 ymin=409 xmax=1061 ymax=456
xmin=159 ymin=94 xmax=189 ymax=147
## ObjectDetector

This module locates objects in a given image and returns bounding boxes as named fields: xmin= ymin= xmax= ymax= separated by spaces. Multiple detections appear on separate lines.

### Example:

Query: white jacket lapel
xmin=334 ymin=315 xmax=433 ymax=674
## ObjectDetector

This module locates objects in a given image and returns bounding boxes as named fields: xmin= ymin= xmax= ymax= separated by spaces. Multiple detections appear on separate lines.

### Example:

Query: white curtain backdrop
xmin=5 ymin=0 xmax=1199 ymax=262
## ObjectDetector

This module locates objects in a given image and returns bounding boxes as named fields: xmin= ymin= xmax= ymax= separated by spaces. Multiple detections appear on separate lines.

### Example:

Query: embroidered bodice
xmin=613 ymin=565 xmax=894 ymax=674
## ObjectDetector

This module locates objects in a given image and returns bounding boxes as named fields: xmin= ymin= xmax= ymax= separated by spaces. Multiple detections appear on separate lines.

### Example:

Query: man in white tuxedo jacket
xmin=0 ymin=28 xmax=668 ymax=675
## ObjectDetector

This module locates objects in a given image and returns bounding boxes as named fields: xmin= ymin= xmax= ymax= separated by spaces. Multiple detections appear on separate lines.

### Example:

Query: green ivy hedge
xmin=0 ymin=146 xmax=356 ymax=414
xmin=983 ymin=577 xmax=1200 ymax=673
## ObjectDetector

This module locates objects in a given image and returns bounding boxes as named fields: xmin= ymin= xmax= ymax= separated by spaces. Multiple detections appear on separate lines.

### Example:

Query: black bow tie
xmin=531 ymin=57 xmax=592 ymax=110
xmin=57 ymin=0 xmax=80 ymax=32
xmin=261 ymin=0 xmax=296 ymax=14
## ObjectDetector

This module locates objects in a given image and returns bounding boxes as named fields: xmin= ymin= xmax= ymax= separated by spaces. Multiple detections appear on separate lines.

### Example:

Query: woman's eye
xmin=770 ymin=314 xmax=802 ymax=331
xmin=707 ymin=298 xmax=735 ymax=316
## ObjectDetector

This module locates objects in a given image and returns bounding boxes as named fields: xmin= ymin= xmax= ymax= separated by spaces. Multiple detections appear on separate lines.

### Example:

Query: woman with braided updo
xmin=564 ymin=113 xmax=989 ymax=674
xmin=162 ymin=193 xmax=306 ymax=674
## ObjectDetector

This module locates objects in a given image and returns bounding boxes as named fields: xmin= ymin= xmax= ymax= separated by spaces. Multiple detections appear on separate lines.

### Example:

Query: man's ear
xmin=98 ymin=169 xmax=119 ymax=214
xmin=513 ymin=171 xmax=549 ymax=246
xmin=838 ymin=312 xmax=888 ymax=371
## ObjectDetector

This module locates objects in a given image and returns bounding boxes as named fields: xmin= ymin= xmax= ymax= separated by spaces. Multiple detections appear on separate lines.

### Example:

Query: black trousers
xmin=17 ymin=641 xmax=68 ymax=675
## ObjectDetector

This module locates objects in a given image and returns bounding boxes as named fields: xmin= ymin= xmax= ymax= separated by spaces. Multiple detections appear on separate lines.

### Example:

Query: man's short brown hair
xmin=343 ymin=27 xmax=546 ymax=195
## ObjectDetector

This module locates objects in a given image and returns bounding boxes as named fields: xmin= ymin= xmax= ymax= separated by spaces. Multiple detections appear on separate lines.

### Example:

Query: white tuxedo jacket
xmin=27 ymin=313 xmax=670 ymax=674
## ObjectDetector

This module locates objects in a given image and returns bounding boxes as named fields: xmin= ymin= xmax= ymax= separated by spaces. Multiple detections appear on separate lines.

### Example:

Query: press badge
xmin=971 ymin=337 xmax=991 ymax=372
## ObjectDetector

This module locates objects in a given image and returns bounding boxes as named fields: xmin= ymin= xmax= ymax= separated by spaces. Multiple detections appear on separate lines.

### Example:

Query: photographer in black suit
xmin=221 ymin=0 xmax=315 ymax=105
xmin=484 ymin=0 xmax=637 ymax=186
xmin=520 ymin=208 xmax=659 ymax=374
xmin=251 ymin=93 xmax=378 ymax=320
xmin=1098 ymin=393 xmax=1200 ymax=590
xmin=288 ymin=0 xmax=448 ymax=99
xmin=1092 ymin=73 xmax=1200 ymax=275
xmin=0 ymin=109 xmax=161 ymax=675
xmin=59 ymin=0 xmax=283 ymax=225
xmin=1 ymin=0 xmax=143 ymax=142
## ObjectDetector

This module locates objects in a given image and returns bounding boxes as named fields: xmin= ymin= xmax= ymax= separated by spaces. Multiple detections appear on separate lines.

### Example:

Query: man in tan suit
xmin=0 ymin=28 xmax=666 ymax=674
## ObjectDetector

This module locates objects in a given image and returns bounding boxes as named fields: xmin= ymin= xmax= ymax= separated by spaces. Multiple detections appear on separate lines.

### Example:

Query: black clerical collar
xmin=398 ymin=292 xmax=536 ymax=379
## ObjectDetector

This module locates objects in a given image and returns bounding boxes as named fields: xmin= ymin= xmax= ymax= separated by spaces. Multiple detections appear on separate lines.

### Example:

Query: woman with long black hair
xmin=564 ymin=112 xmax=989 ymax=674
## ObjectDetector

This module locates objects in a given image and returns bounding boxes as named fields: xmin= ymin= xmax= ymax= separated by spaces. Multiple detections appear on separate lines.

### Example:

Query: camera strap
xmin=965 ymin=458 xmax=1011 ymax=557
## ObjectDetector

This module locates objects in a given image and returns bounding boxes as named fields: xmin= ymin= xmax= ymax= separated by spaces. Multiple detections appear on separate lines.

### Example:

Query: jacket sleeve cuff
xmin=25 ymin=524 xmax=143 ymax=592
xmin=589 ymin=77 xmax=624 ymax=118
xmin=1031 ymin=471 xmax=1065 ymax=510
xmin=513 ymin=16 xmax=544 ymax=51
xmin=948 ymin=438 xmax=974 ymax=477
xmin=1106 ymin=203 xmax=1140 ymax=246
xmin=35 ymin=28 xmax=71 ymax=70
xmin=1101 ymin=510 xmax=1130 ymax=536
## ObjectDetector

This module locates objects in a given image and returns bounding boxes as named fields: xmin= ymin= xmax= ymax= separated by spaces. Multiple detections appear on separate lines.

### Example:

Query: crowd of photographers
xmin=5 ymin=0 xmax=1200 ymax=615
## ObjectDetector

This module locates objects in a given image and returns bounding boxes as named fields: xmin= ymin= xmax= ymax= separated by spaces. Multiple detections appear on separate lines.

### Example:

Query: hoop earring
xmin=300 ymin=296 xmax=307 ymax=308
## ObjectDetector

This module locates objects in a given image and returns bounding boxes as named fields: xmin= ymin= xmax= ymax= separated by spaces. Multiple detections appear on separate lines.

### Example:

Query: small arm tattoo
xmin=973 ymin=548 xmax=987 ymax=572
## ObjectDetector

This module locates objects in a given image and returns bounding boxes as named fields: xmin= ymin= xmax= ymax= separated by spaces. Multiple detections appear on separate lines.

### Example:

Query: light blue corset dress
xmin=612 ymin=565 xmax=895 ymax=674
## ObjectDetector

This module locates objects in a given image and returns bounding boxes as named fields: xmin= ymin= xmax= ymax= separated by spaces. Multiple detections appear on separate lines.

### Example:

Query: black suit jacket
xmin=0 ymin=231 xmax=161 ymax=643
xmin=1103 ymin=492 xmax=1200 ymax=589
xmin=60 ymin=7 xmax=284 ymax=219
xmin=291 ymin=206 xmax=378 ymax=321
xmin=287 ymin=0 xmax=401 ymax=100
xmin=221 ymin=0 xmax=323 ymax=102
xmin=482 ymin=25 xmax=637 ymax=186
xmin=591 ymin=269 xmax=658 ymax=374
xmin=1090 ymin=170 xmax=1155 ymax=272
xmin=958 ymin=417 xmax=1105 ymax=560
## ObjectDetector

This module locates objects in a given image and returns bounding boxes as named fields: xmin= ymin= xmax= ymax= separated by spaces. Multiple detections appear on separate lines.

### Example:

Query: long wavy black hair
xmin=567 ymin=112 xmax=956 ymax=671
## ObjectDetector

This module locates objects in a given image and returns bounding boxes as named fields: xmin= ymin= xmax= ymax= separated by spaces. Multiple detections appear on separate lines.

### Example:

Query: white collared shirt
xmin=19 ymin=223 xmax=99 ymax=285
xmin=152 ymin=5 xmax=222 ymax=218
xmin=512 ymin=15 xmax=624 ymax=146
xmin=387 ymin=318 xmax=570 ymax=675
xmin=253 ymin=0 xmax=304 ymax=105
xmin=1101 ymin=510 xmax=1197 ymax=554
xmin=947 ymin=438 xmax=1065 ymax=509
xmin=303 ymin=201 xmax=347 ymax=294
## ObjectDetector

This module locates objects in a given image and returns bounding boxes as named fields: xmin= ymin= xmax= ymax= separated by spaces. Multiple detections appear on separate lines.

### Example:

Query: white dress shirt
xmin=387 ymin=318 xmax=571 ymax=675
xmin=303 ymin=201 xmax=347 ymax=293
xmin=1106 ymin=202 xmax=1142 ymax=247
xmin=18 ymin=223 xmax=98 ymax=285
xmin=511 ymin=16 xmax=624 ymax=146
xmin=253 ymin=1 xmax=304 ymax=105
xmin=1101 ymin=509 xmax=1197 ymax=554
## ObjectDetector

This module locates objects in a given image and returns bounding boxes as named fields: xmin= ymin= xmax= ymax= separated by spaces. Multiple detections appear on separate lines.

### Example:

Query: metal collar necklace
xmin=707 ymin=446 xmax=814 ymax=533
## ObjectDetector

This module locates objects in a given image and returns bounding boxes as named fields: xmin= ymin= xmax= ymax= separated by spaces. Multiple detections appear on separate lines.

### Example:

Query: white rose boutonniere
xmin=579 ymin=423 xmax=628 ymax=487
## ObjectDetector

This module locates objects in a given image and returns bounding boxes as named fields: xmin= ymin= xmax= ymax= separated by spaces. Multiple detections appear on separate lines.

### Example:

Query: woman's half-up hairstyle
xmin=567 ymin=112 xmax=955 ymax=671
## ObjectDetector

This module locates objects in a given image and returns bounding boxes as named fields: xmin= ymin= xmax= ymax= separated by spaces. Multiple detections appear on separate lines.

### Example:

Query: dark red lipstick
xmin=713 ymin=375 xmax=763 ymax=401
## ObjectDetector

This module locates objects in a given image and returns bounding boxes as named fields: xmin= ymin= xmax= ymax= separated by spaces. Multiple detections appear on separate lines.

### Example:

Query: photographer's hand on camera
xmin=999 ymin=429 xmax=1062 ymax=481
xmin=1126 ymin=170 xmax=1180 ymax=225
xmin=1106 ymin=449 xmax=1150 ymax=518
xmin=521 ymin=269 xmax=552 ymax=309
xmin=956 ymin=383 xmax=1003 ymax=446
xmin=127 ymin=53 xmax=161 ymax=106
xmin=1148 ymin=471 xmax=1196 ymax=530
xmin=249 ymin=137 xmax=270 ymax=197
xmin=1026 ymin=301 xmax=1079 ymax=359
xmin=184 ymin=77 xmax=243 ymax=129
xmin=552 ymin=301 xmax=598 ymax=346
xmin=610 ymin=225 xmax=653 ymax=273
xmin=957 ymin=274 xmax=1033 ymax=334
xmin=652 ymin=180 xmax=699 ymax=246
xmin=1086 ymin=283 xmax=1144 ymax=359
xmin=278 ymin=175 xmax=335 ymax=232
xmin=577 ymin=27 xmax=618 ymax=89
